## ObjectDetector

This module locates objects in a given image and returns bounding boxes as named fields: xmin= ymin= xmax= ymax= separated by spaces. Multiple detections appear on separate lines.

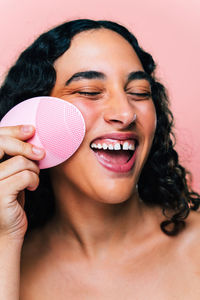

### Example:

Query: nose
xmin=103 ymin=90 xmax=136 ymax=129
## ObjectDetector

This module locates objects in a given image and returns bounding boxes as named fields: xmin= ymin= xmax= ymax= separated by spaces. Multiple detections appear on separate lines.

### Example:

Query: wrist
xmin=0 ymin=233 xmax=24 ymax=249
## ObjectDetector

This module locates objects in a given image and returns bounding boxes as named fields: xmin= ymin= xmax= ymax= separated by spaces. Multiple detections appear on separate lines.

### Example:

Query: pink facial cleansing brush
xmin=0 ymin=96 xmax=86 ymax=169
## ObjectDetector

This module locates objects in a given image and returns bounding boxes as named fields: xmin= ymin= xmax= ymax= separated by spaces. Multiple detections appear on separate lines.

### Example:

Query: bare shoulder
xmin=175 ymin=209 xmax=200 ymax=261
xmin=183 ymin=209 xmax=200 ymax=240
xmin=21 ymin=228 xmax=46 ymax=267
xmin=20 ymin=227 xmax=50 ymax=300
xmin=19 ymin=210 xmax=200 ymax=299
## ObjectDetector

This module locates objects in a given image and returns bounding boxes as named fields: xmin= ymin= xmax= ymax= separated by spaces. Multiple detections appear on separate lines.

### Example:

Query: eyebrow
xmin=65 ymin=70 xmax=151 ymax=86
xmin=65 ymin=71 xmax=105 ymax=85
xmin=126 ymin=71 xmax=152 ymax=85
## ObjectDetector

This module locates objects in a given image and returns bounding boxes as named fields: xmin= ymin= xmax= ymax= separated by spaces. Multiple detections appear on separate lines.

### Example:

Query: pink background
xmin=0 ymin=0 xmax=199 ymax=191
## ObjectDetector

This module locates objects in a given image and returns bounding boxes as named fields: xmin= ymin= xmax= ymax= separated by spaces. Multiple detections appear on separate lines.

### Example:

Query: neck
xmin=48 ymin=172 xmax=160 ymax=260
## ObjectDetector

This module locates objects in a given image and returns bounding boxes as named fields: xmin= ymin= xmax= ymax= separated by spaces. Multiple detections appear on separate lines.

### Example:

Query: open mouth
xmin=90 ymin=138 xmax=138 ymax=173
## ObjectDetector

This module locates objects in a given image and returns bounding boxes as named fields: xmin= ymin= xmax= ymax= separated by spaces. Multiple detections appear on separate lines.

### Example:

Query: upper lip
xmin=90 ymin=132 xmax=139 ymax=144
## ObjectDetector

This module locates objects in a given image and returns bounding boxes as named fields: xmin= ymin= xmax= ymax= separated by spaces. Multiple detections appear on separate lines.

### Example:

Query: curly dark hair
xmin=0 ymin=19 xmax=199 ymax=237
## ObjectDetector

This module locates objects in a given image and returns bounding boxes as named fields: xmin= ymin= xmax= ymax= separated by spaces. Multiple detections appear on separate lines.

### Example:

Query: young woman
xmin=0 ymin=19 xmax=200 ymax=299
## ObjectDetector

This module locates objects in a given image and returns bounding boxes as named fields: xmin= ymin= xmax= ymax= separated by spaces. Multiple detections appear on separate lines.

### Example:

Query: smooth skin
xmin=0 ymin=29 xmax=200 ymax=299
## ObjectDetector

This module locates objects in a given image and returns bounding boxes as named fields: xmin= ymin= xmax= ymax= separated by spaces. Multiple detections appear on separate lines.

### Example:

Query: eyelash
xmin=77 ymin=92 xmax=100 ymax=96
xmin=128 ymin=92 xmax=151 ymax=99
xmin=76 ymin=91 xmax=151 ymax=100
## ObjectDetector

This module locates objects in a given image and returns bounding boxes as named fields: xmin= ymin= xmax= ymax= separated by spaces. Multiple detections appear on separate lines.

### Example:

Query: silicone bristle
xmin=36 ymin=99 xmax=85 ymax=160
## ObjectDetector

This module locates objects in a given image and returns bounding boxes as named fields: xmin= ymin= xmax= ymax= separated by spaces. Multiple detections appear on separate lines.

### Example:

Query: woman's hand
xmin=0 ymin=125 xmax=45 ymax=241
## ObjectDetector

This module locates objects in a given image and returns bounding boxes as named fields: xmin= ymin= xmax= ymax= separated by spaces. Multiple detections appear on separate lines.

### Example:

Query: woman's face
xmin=50 ymin=28 xmax=157 ymax=203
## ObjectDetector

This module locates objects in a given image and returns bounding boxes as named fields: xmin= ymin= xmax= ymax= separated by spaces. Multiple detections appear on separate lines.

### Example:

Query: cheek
xmin=139 ymin=101 xmax=157 ymax=138
xmin=68 ymin=99 xmax=100 ymax=131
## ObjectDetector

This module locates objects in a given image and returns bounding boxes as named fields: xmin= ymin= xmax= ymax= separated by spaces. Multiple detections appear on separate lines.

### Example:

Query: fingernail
xmin=32 ymin=146 xmax=44 ymax=155
xmin=22 ymin=125 xmax=33 ymax=133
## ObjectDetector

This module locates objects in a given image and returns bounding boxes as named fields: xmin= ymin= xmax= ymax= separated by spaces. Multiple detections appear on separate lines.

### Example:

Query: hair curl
xmin=0 ymin=19 xmax=199 ymax=237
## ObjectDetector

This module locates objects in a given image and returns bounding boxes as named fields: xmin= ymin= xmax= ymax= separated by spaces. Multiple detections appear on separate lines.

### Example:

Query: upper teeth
xmin=91 ymin=140 xmax=135 ymax=151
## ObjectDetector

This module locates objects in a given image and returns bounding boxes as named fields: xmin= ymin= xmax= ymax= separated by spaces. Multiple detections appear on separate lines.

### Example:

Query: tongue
xmin=95 ymin=150 xmax=132 ymax=165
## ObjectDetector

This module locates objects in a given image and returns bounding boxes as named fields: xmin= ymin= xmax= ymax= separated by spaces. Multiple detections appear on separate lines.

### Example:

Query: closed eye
xmin=76 ymin=91 xmax=151 ymax=100
xmin=128 ymin=92 xmax=151 ymax=99
xmin=78 ymin=92 xmax=150 ymax=96
xmin=77 ymin=91 xmax=101 ymax=96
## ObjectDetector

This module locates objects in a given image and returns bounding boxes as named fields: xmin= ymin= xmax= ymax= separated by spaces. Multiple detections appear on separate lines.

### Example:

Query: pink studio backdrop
xmin=0 ymin=0 xmax=199 ymax=191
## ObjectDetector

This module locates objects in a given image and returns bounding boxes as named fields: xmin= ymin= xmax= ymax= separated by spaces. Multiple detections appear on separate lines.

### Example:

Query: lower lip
xmin=93 ymin=149 xmax=137 ymax=173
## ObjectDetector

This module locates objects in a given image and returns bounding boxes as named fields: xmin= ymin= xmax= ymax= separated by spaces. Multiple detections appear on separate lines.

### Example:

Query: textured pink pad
xmin=0 ymin=97 xmax=86 ymax=169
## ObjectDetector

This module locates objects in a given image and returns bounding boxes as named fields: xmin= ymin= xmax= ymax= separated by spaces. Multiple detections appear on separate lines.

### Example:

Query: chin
xmin=92 ymin=185 xmax=137 ymax=205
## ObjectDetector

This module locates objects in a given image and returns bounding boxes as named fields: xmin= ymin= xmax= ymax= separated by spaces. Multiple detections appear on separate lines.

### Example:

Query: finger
xmin=0 ymin=135 xmax=45 ymax=161
xmin=0 ymin=170 xmax=40 ymax=201
xmin=0 ymin=124 xmax=35 ymax=141
xmin=0 ymin=155 xmax=40 ymax=181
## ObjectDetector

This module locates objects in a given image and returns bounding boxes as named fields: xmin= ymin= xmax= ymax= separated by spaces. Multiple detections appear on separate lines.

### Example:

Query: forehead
xmin=53 ymin=28 xmax=144 ymax=75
